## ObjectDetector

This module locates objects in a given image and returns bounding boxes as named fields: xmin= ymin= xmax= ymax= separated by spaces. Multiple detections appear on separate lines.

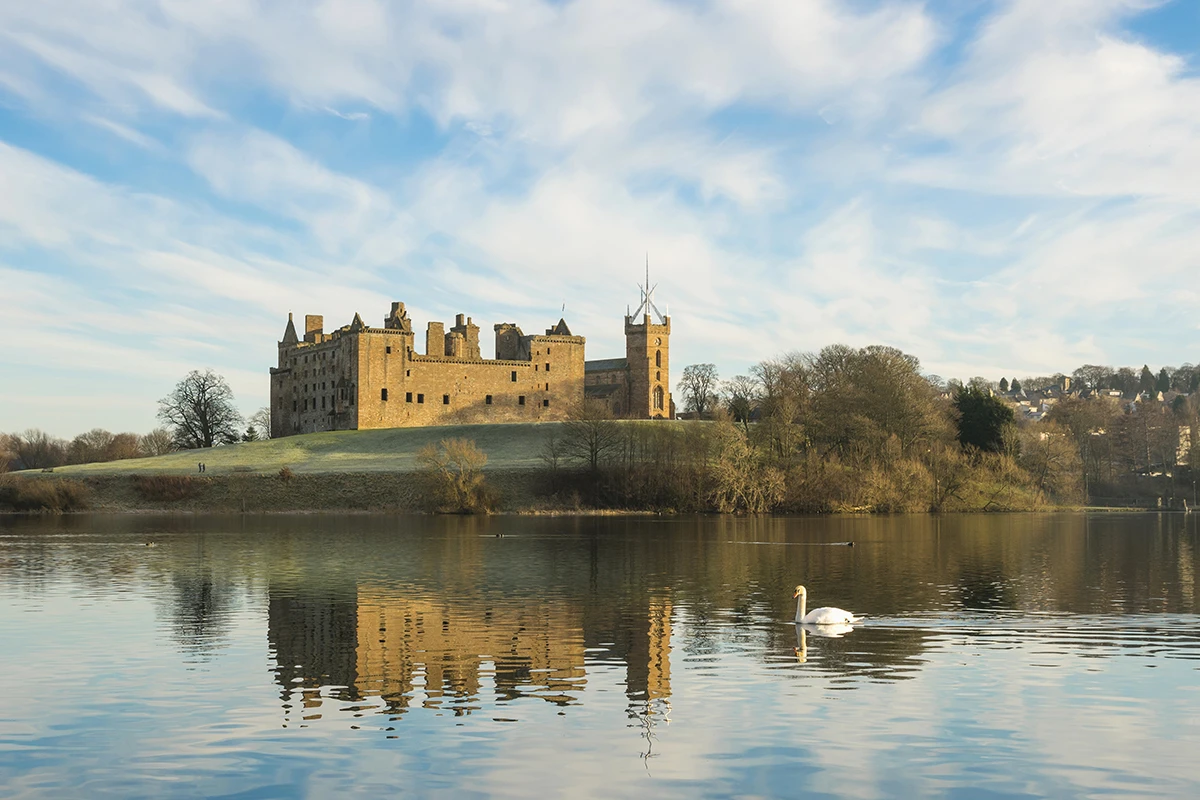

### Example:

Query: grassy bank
xmin=4 ymin=424 xmax=573 ymax=513
xmin=41 ymin=423 xmax=564 ymax=476
xmin=2 ymin=469 xmax=548 ymax=513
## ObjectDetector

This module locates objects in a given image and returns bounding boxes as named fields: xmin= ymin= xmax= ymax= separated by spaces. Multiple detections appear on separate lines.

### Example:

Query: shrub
xmin=416 ymin=438 xmax=498 ymax=513
xmin=0 ymin=477 xmax=90 ymax=512
xmin=278 ymin=466 xmax=295 ymax=482
xmin=708 ymin=422 xmax=784 ymax=513
xmin=132 ymin=475 xmax=201 ymax=502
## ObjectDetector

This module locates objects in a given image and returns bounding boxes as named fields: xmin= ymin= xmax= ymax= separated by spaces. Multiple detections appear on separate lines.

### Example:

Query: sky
xmin=2 ymin=0 xmax=1200 ymax=437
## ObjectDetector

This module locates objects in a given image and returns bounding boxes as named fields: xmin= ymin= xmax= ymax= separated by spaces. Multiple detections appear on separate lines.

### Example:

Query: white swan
xmin=793 ymin=585 xmax=862 ymax=625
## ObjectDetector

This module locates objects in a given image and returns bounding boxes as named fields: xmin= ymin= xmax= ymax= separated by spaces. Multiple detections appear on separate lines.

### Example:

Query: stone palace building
xmin=269 ymin=275 xmax=674 ymax=437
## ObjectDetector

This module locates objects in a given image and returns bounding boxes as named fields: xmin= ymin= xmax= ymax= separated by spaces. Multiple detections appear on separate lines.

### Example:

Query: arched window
xmin=653 ymin=385 xmax=664 ymax=411
xmin=655 ymin=350 xmax=662 ymax=368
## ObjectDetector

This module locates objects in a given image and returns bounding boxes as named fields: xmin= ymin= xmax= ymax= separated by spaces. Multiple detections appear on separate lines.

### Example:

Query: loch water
xmin=1 ymin=513 xmax=1198 ymax=798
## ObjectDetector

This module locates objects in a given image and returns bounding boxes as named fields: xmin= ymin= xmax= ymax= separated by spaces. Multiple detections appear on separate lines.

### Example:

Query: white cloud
xmin=902 ymin=0 xmax=1200 ymax=201
xmin=324 ymin=107 xmax=370 ymax=121
xmin=81 ymin=114 xmax=162 ymax=150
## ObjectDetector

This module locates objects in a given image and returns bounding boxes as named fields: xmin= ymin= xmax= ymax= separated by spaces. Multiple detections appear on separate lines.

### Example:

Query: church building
xmin=583 ymin=269 xmax=674 ymax=419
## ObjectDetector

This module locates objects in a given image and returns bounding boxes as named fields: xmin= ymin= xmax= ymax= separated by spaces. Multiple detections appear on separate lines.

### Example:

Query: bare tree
xmin=11 ymin=429 xmax=68 ymax=470
xmin=1018 ymin=423 xmax=1083 ymax=501
xmin=723 ymin=375 xmax=759 ymax=433
xmin=708 ymin=421 xmax=784 ymax=512
xmin=1072 ymin=364 xmax=1112 ymax=392
xmin=0 ymin=433 xmax=15 ymax=473
xmin=752 ymin=353 xmax=809 ymax=461
xmin=561 ymin=402 xmax=622 ymax=471
xmin=70 ymin=428 xmax=116 ymax=464
xmin=678 ymin=363 xmax=721 ymax=416
xmin=140 ymin=427 xmax=177 ymax=456
xmin=157 ymin=370 xmax=244 ymax=449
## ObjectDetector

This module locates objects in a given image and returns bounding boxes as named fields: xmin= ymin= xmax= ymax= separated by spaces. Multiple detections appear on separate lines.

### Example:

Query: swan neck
xmin=795 ymin=589 xmax=806 ymax=622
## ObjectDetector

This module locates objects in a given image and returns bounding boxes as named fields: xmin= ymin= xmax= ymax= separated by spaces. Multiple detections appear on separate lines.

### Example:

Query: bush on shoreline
xmin=0 ymin=476 xmax=91 ymax=512
xmin=416 ymin=438 xmax=500 ymax=514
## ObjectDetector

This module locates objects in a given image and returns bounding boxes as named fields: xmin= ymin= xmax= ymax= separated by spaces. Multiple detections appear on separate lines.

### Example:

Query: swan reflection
xmin=793 ymin=621 xmax=856 ymax=662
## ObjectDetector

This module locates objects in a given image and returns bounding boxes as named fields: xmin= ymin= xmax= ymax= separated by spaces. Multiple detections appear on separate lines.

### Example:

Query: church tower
xmin=624 ymin=263 xmax=673 ymax=419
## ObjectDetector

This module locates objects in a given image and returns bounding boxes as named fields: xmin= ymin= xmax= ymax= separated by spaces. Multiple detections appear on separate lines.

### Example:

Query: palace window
xmin=381 ymin=388 xmax=388 ymax=401
xmin=406 ymin=392 xmax=413 ymax=403
xmin=518 ymin=395 xmax=526 ymax=406
xmin=511 ymin=371 xmax=517 ymax=382
xmin=485 ymin=395 xmax=493 ymax=405
xmin=542 ymin=399 xmax=549 ymax=407
xmin=443 ymin=395 xmax=450 ymax=405
xmin=654 ymin=385 xmax=665 ymax=410
xmin=545 ymin=363 xmax=550 ymax=372
xmin=386 ymin=346 xmax=392 ymax=354
xmin=293 ymin=401 xmax=297 ymax=412
xmin=656 ymin=350 xmax=662 ymax=368
xmin=417 ymin=394 xmax=424 ymax=404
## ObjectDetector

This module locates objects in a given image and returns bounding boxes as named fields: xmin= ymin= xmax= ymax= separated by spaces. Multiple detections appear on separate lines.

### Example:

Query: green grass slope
xmin=49 ymin=423 xmax=564 ymax=476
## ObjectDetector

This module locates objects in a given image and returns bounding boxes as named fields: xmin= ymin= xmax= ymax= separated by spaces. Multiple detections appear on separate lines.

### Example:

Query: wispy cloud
xmin=324 ymin=107 xmax=370 ymax=121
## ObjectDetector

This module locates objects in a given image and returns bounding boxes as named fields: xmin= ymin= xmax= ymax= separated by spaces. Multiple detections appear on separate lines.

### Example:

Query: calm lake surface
xmin=1 ymin=513 xmax=1198 ymax=799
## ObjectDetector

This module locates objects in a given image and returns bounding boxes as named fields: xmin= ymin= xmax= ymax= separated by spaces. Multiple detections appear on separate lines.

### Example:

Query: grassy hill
xmin=49 ymin=423 xmax=564 ymax=476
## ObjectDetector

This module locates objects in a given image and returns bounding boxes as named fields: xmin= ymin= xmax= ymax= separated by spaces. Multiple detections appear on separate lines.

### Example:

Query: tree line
xmin=1 ymin=369 xmax=269 ymax=471
xmin=505 ymin=345 xmax=1058 ymax=513
xmin=666 ymin=348 xmax=1199 ymax=511
xmin=996 ymin=363 xmax=1200 ymax=398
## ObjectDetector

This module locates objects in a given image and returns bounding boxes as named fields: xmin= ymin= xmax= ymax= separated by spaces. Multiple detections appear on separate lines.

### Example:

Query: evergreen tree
xmin=1139 ymin=365 xmax=1155 ymax=394
xmin=999 ymin=377 xmax=1009 ymax=392
xmin=954 ymin=385 xmax=1015 ymax=454
xmin=1011 ymin=378 xmax=1022 ymax=392
xmin=1156 ymin=367 xmax=1170 ymax=394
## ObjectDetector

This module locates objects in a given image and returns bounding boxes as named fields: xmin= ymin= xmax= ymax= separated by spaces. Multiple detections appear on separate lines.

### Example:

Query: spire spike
xmin=630 ymin=253 xmax=666 ymax=324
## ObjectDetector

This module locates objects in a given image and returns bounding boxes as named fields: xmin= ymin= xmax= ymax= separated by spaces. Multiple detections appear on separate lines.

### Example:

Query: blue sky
xmin=2 ymin=0 xmax=1199 ymax=436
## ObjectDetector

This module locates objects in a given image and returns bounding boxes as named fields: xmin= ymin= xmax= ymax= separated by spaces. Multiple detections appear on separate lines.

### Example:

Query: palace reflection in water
xmin=268 ymin=571 xmax=674 ymax=723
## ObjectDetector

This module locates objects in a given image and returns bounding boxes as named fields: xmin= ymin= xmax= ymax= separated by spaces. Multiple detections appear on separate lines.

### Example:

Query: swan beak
xmin=792 ymin=589 xmax=800 ymax=598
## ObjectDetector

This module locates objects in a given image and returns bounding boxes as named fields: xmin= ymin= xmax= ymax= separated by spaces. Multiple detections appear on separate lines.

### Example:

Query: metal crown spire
xmin=631 ymin=254 xmax=666 ymax=324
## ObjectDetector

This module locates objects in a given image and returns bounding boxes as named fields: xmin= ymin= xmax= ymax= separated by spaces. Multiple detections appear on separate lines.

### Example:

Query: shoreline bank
xmin=0 ymin=471 xmax=1182 ymax=515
